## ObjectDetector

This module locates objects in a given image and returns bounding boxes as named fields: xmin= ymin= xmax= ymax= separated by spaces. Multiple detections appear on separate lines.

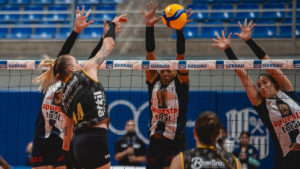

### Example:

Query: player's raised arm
xmin=235 ymin=19 xmax=293 ymax=92
xmin=83 ymin=14 xmax=127 ymax=81
xmin=175 ymin=8 xmax=193 ymax=84
xmin=212 ymin=30 xmax=262 ymax=106
xmin=57 ymin=6 xmax=93 ymax=57
xmin=141 ymin=1 xmax=161 ymax=83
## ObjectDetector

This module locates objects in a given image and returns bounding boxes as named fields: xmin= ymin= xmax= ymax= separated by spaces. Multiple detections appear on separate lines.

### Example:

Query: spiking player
xmin=32 ymin=7 xmax=94 ymax=169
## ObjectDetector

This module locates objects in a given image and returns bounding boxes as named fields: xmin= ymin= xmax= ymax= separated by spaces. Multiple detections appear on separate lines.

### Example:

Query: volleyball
xmin=162 ymin=4 xmax=187 ymax=30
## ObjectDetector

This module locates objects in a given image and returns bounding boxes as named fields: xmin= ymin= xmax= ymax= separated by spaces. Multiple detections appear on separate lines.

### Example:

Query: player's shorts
xmin=146 ymin=135 xmax=187 ymax=169
xmin=282 ymin=150 xmax=300 ymax=169
xmin=31 ymin=133 xmax=65 ymax=167
xmin=70 ymin=127 xmax=110 ymax=169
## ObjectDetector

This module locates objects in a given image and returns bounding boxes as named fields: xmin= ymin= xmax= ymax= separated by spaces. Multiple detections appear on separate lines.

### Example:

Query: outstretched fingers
xmin=250 ymin=23 xmax=256 ymax=31
xmin=228 ymin=32 xmax=232 ymax=41
xmin=152 ymin=3 xmax=158 ymax=15
xmin=81 ymin=6 xmax=85 ymax=17
xmin=221 ymin=30 xmax=225 ymax=39
xmin=216 ymin=33 xmax=222 ymax=40
xmin=76 ymin=7 xmax=80 ymax=17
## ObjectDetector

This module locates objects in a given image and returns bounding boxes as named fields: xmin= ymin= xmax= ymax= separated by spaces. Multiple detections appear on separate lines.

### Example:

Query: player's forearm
xmin=146 ymin=26 xmax=155 ymax=53
xmin=115 ymin=150 xmax=127 ymax=161
xmin=245 ymin=39 xmax=267 ymax=59
xmin=89 ymin=38 xmax=104 ymax=60
xmin=135 ymin=156 xmax=146 ymax=163
xmin=176 ymin=30 xmax=185 ymax=56
xmin=57 ymin=31 xmax=79 ymax=57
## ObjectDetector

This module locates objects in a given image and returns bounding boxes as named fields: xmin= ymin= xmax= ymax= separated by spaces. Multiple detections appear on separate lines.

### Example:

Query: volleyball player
xmin=32 ymin=6 xmax=94 ymax=169
xmin=141 ymin=2 xmax=193 ymax=168
xmin=212 ymin=19 xmax=300 ymax=169
xmin=170 ymin=111 xmax=242 ymax=169
xmin=36 ymin=14 xmax=127 ymax=169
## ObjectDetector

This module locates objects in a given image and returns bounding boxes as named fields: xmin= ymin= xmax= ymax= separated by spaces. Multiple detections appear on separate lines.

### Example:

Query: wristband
xmin=104 ymin=22 xmax=116 ymax=40
xmin=176 ymin=30 xmax=185 ymax=55
xmin=146 ymin=26 xmax=155 ymax=52
xmin=224 ymin=47 xmax=237 ymax=60
xmin=246 ymin=39 xmax=266 ymax=59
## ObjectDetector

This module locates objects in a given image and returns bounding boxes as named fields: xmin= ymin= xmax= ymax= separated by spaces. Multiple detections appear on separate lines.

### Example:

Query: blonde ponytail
xmin=34 ymin=55 xmax=56 ymax=93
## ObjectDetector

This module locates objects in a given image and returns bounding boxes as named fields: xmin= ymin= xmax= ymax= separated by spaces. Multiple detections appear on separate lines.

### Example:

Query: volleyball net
xmin=1 ymin=59 xmax=300 ymax=168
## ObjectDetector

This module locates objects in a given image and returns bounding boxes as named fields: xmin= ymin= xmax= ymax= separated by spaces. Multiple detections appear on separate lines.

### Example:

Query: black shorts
xmin=31 ymin=133 xmax=65 ymax=167
xmin=146 ymin=136 xmax=187 ymax=169
xmin=70 ymin=127 xmax=110 ymax=169
xmin=282 ymin=150 xmax=300 ymax=169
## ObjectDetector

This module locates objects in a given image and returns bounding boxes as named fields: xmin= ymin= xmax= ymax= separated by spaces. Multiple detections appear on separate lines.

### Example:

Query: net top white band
xmin=1 ymin=60 xmax=300 ymax=70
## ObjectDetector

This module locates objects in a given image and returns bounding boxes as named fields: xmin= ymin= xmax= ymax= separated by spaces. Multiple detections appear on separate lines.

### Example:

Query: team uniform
xmin=181 ymin=146 xmax=239 ymax=169
xmin=62 ymin=69 xmax=110 ymax=169
xmin=146 ymin=73 xmax=189 ymax=168
xmin=32 ymin=82 xmax=66 ymax=167
xmin=254 ymin=90 xmax=300 ymax=169
xmin=233 ymin=144 xmax=259 ymax=169
xmin=114 ymin=134 xmax=146 ymax=166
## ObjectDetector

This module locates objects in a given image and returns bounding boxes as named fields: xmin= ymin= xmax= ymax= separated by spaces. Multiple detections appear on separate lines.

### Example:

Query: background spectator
xmin=233 ymin=131 xmax=260 ymax=169
xmin=114 ymin=120 xmax=146 ymax=166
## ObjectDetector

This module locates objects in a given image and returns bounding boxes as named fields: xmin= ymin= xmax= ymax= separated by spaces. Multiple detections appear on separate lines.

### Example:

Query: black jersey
xmin=181 ymin=147 xmax=239 ymax=169
xmin=62 ymin=69 xmax=109 ymax=134
xmin=147 ymin=74 xmax=189 ymax=140
xmin=33 ymin=82 xmax=64 ymax=139
xmin=254 ymin=90 xmax=300 ymax=157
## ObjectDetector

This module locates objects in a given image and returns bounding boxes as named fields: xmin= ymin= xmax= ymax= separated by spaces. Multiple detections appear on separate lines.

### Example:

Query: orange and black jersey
xmin=62 ymin=69 xmax=109 ymax=134
xmin=181 ymin=146 xmax=239 ymax=169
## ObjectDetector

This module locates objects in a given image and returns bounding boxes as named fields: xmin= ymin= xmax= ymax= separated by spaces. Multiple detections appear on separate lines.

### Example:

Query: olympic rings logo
xmin=108 ymin=100 xmax=150 ymax=144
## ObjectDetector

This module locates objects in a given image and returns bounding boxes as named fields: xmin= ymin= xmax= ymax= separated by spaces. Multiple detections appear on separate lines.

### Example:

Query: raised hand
xmin=74 ymin=6 xmax=94 ymax=33
xmin=234 ymin=18 xmax=256 ymax=42
xmin=212 ymin=30 xmax=232 ymax=51
xmin=177 ymin=8 xmax=194 ymax=31
xmin=140 ymin=1 xmax=162 ymax=27
xmin=110 ymin=14 xmax=128 ymax=34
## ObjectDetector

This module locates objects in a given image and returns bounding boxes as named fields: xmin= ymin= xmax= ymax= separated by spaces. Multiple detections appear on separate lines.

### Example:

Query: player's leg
xmin=146 ymin=137 xmax=164 ymax=169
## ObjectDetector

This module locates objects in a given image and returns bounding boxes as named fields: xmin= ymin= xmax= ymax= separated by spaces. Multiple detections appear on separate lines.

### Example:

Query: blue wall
xmin=1 ymin=90 xmax=294 ymax=168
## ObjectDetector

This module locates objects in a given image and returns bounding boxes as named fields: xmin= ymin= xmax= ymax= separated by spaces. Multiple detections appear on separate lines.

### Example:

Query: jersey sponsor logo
xmin=42 ymin=104 xmax=62 ymax=113
xmin=142 ymin=61 xmax=150 ymax=69
xmin=216 ymin=61 xmax=224 ymax=69
xmin=178 ymin=61 xmax=186 ymax=69
xmin=293 ymin=60 xmax=300 ymax=68
xmin=151 ymin=107 xmax=178 ymax=115
xmin=273 ymin=112 xmax=300 ymax=127
xmin=254 ymin=60 xmax=262 ymax=68
xmin=281 ymin=121 xmax=300 ymax=133
xmin=190 ymin=157 xmax=225 ymax=169
xmin=94 ymin=90 xmax=106 ymax=117
xmin=0 ymin=61 xmax=7 ymax=69
xmin=226 ymin=108 xmax=269 ymax=159
xmin=63 ymin=76 xmax=81 ymax=113
xmin=106 ymin=60 xmax=114 ymax=69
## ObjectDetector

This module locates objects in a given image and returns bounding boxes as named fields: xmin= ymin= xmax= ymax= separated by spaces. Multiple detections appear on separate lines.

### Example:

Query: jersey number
xmin=73 ymin=103 xmax=84 ymax=124
xmin=157 ymin=89 xmax=168 ymax=108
